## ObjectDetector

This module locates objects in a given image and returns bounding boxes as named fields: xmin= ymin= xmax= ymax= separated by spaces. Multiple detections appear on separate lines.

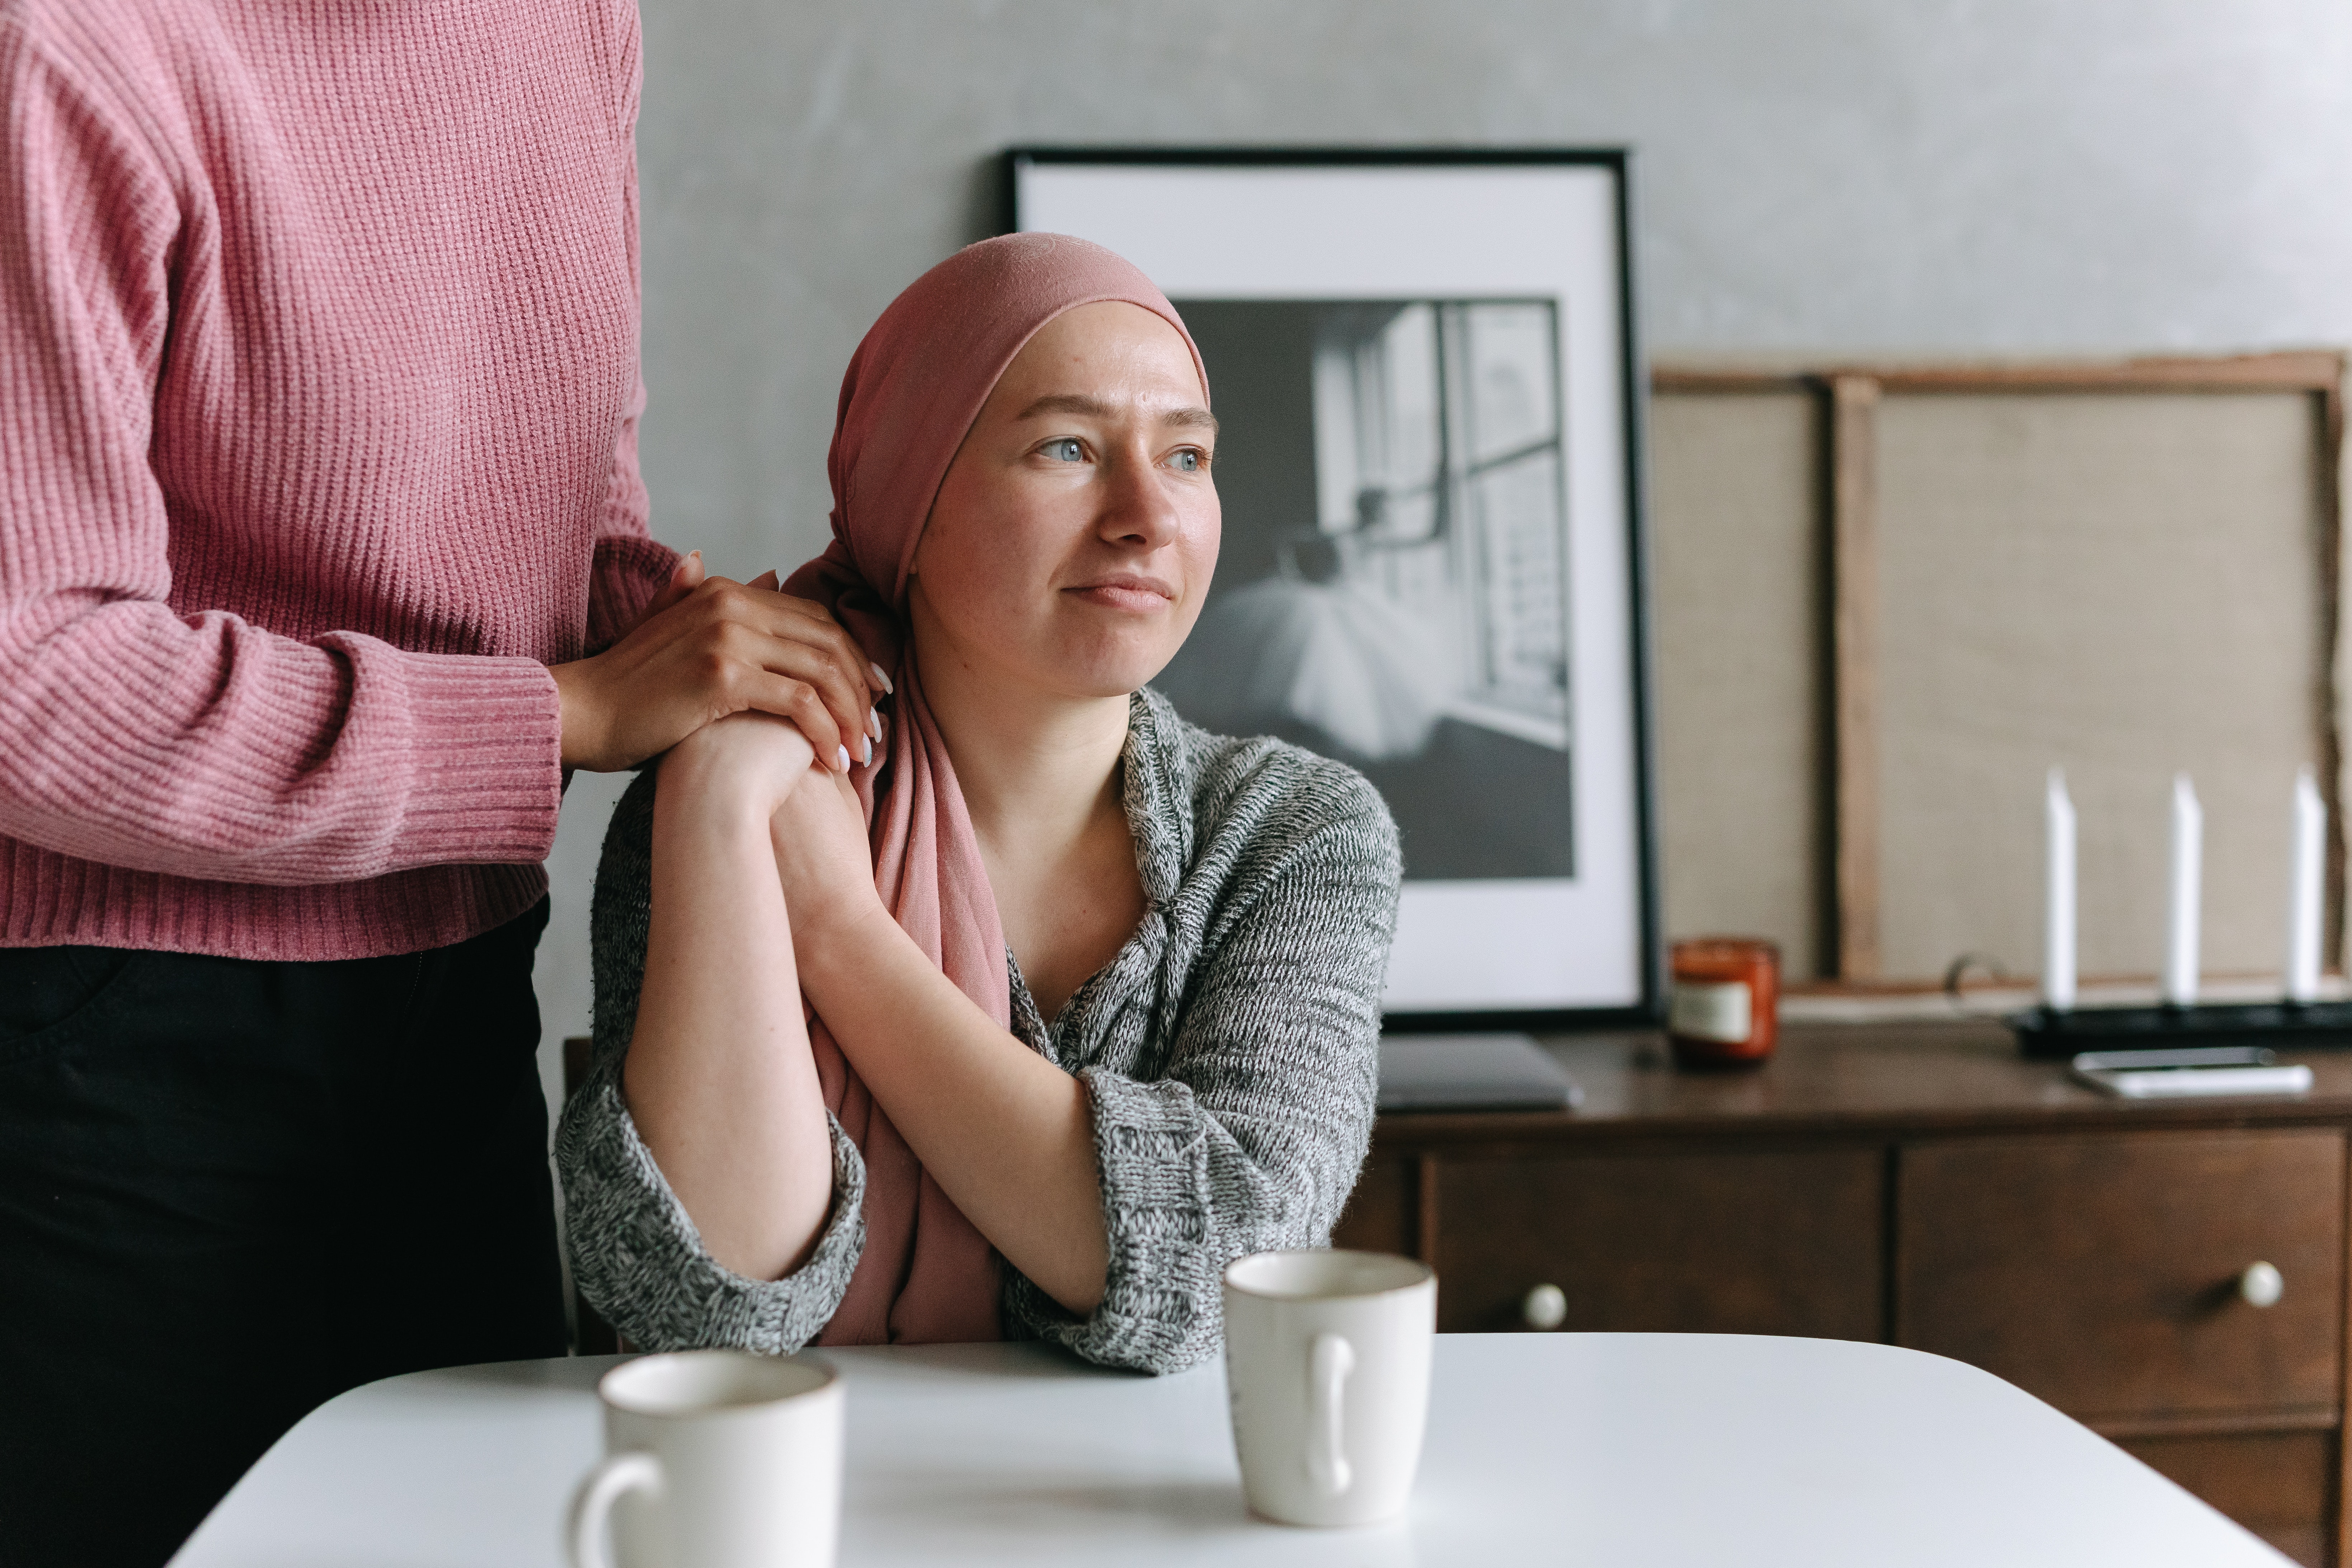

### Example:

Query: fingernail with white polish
xmin=868 ymin=661 xmax=894 ymax=695
xmin=865 ymin=708 xmax=881 ymax=740
xmin=861 ymin=736 xmax=873 ymax=766
xmin=835 ymin=744 xmax=851 ymax=773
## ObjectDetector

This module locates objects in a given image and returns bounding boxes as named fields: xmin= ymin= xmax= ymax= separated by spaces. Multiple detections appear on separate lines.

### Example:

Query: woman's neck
xmin=903 ymin=595 xmax=1152 ymax=1021
xmin=908 ymin=629 xmax=1130 ymax=862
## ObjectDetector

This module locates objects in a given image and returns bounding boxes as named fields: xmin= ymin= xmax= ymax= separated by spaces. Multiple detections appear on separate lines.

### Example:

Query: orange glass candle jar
xmin=1668 ymin=937 xmax=1780 ymax=1067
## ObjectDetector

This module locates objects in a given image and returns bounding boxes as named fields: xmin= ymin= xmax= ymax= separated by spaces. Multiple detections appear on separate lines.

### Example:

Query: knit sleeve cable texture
xmin=1004 ymin=762 xmax=1403 ymax=1375
xmin=555 ymin=772 xmax=869 ymax=1352
xmin=0 ymin=22 xmax=562 ymax=885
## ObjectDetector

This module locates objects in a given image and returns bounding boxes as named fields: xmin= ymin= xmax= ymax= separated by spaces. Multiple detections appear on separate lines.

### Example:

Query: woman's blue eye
xmin=1043 ymin=438 xmax=1084 ymax=462
xmin=1170 ymin=448 xmax=1203 ymax=473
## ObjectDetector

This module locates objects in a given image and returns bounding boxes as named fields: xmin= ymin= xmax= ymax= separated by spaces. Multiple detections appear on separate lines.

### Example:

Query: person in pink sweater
xmin=0 ymin=3 xmax=879 ymax=1563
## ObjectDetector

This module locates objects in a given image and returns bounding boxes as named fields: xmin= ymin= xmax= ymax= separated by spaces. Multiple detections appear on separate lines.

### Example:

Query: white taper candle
xmin=2163 ymin=773 xmax=2202 ymax=1007
xmin=2287 ymin=767 xmax=2325 ymax=1004
xmin=2044 ymin=767 xmax=2076 ymax=1011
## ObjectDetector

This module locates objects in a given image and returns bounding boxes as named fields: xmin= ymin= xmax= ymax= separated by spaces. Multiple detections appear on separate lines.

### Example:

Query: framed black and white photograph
xmin=1006 ymin=149 xmax=1660 ymax=1026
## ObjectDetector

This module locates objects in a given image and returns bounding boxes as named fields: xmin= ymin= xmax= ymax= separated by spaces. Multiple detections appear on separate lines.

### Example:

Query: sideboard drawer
xmin=2113 ymin=1430 xmax=2329 ymax=1567
xmin=1429 ymin=1146 xmax=1881 ymax=1337
xmin=1897 ymin=1130 xmax=2344 ymax=1421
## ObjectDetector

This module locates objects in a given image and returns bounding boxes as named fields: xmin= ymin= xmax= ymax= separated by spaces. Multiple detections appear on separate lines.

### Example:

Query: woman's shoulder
xmin=1133 ymin=687 xmax=1399 ymax=877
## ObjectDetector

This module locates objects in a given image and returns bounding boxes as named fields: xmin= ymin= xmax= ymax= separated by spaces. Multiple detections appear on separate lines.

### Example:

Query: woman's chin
xmin=1024 ymin=628 xmax=1188 ymax=701
xmin=1065 ymin=668 xmax=1167 ymax=702
xmin=1032 ymin=651 xmax=1179 ymax=703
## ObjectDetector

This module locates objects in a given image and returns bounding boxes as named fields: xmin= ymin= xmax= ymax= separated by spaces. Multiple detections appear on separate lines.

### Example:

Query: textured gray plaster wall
xmin=535 ymin=0 xmax=2352 ymax=1067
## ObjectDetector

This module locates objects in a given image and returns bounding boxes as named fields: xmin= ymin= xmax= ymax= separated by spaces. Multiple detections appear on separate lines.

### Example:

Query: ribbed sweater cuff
xmin=556 ymin=1060 xmax=869 ymax=1355
xmin=1025 ymin=1067 xmax=1218 ymax=1372
xmin=394 ymin=651 xmax=564 ymax=865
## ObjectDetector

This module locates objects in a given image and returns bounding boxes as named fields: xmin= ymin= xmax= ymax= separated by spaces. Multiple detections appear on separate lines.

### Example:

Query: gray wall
xmin=534 ymin=0 xmax=2352 ymax=1073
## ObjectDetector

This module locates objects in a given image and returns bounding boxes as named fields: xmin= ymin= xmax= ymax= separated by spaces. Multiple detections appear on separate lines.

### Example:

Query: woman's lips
xmin=1067 ymin=575 xmax=1175 ymax=612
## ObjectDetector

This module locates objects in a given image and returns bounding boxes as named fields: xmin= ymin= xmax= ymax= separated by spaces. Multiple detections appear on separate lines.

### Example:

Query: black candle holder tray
xmin=2009 ymin=1000 xmax=2352 ymax=1060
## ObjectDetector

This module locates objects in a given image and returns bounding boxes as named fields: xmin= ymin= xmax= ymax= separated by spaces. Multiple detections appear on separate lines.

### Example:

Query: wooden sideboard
xmin=1333 ymin=1021 xmax=2352 ymax=1565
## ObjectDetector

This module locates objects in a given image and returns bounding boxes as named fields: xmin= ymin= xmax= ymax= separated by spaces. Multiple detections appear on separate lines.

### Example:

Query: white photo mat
xmin=1012 ymin=155 xmax=1656 ymax=1017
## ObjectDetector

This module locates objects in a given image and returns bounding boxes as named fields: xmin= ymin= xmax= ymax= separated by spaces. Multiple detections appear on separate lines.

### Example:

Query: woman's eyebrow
xmin=1014 ymin=392 xmax=1218 ymax=433
xmin=1015 ymin=392 xmax=1115 ymax=421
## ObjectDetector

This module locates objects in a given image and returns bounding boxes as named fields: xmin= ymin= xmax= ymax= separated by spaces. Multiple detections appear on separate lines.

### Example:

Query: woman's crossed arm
xmin=763 ymin=768 xmax=1112 ymax=1314
xmin=621 ymin=714 xmax=838 ymax=1283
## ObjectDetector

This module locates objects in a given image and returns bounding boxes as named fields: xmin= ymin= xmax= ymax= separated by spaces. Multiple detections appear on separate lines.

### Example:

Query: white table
xmin=173 ymin=1333 xmax=2289 ymax=1566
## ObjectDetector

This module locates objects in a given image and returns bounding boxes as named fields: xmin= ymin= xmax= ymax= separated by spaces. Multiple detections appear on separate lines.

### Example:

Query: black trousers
xmin=0 ymin=901 xmax=567 ymax=1568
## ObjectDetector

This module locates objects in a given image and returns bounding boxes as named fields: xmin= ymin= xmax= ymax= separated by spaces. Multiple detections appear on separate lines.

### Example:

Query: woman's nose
xmin=1096 ymin=449 xmax=1182 ymax=550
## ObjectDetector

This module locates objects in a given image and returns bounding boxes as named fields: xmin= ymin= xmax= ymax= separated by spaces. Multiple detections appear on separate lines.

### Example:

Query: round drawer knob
xmin=1521 ymin=1283 xmax=1568 ymax=1331
xmin=2240 ymin=1261 xmax=2284 ymax=1309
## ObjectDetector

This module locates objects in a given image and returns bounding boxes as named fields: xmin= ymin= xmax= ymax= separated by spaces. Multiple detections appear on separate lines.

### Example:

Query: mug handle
xmin=1305 ymin=1332 xmax=1356 ymax=1498
xmin=567 ymin=1450 xmax=664 ymax=1568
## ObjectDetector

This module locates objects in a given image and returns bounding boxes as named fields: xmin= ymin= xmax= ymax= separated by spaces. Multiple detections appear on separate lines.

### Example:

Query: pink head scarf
xmin=781 ymin=233 xmax=1206 ymax=1343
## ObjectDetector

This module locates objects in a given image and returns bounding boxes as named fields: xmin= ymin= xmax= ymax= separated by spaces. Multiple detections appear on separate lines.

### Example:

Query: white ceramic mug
xmin=568 ymin=1350 xmax=844 ymax=1568
xmin=1222 ymin=1248 xmax=1437 ymax=1527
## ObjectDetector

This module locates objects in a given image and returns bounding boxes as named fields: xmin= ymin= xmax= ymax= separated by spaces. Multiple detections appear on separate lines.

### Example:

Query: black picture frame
xmin=1003 ymin=147 xmax=1662 ymax=1032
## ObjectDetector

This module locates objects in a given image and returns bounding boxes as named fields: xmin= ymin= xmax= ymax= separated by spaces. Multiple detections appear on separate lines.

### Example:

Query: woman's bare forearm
xmin=794 ymin=907 xmax=1109 ymax=1314
xmin=622 ymin=755 xmax=836 ymax=1281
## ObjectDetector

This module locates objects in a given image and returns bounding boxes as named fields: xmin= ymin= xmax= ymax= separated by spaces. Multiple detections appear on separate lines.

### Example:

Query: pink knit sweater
xmin=0 ymin=0 xmax=676 ymax=961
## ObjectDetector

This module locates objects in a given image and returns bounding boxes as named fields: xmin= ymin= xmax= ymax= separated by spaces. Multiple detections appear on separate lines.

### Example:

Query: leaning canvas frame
xmin=1004 ymin=148 xmax=1664 ymax=1028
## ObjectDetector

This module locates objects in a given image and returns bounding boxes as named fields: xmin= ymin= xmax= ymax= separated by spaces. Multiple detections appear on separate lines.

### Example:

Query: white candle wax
xmin=2044 ymin=767 xmax=2076 ymax=1011
xmin=2286 ymin=767 xmax=2325 ymax=1003
xmin=2163 ymin=773 xmax=2202 ymax=1007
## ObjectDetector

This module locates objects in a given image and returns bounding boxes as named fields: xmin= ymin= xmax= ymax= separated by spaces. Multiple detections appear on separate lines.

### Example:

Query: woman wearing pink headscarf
xmin=558 ymin=235 xmax=1402 ymax=1371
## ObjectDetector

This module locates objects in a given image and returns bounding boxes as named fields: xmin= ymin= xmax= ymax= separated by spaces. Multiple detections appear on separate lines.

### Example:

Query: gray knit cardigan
xmin=555 ymin=688 xmax=1402 ymax=1375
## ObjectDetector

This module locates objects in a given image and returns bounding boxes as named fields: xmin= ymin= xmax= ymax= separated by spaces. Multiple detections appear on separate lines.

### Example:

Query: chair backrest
xmin=562 ymin=1033 xmax=594 ymax=1102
